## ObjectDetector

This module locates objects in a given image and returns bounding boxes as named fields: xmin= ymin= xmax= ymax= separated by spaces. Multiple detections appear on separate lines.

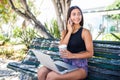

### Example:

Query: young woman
xmin=37 ymin=6 xmax=94 ymax=80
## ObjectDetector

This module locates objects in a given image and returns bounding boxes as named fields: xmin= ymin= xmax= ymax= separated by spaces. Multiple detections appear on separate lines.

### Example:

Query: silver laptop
xmin=32 ymin=49 xmax=79 ymax=74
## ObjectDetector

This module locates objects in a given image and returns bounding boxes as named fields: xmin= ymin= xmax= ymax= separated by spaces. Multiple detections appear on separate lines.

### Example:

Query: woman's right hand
xmin=67 ymin=18 xmax=73 ymax=33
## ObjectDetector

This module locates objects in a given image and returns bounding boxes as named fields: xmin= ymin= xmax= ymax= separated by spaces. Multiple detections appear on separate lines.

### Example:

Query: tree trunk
xmin=51 ymin=0 xmax=71 ymax=33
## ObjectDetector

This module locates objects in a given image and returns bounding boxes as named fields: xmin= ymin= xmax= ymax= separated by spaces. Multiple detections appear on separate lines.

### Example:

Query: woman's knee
xmin=46 ymin=71 xmax=60 ymax=80
xmin=37 ymin=67 xmax=45 ymax=75
xmin=37 ymin=67 xmax=50 ymax=79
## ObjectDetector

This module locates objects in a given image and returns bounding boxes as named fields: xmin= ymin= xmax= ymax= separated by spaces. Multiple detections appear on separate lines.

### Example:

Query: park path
xmin=0 ymin=58 xmax=20 ymax=80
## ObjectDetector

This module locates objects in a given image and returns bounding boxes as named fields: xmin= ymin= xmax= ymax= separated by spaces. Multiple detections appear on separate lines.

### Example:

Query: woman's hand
xmin=60 ymin=49 xmax=75 ymax=59
xmin=67 ymin=18 xmax=73 ymax=33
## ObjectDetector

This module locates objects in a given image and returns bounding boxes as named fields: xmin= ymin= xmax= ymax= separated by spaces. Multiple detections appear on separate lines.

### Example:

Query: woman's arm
xmin=60 ymin=19 xmax=73 ymax=45
xmin=74 ymin=29 xmax=94 ymax=58
xmin=61 ymin=29 xmax=94 ymax=59
xmin=60 ymin=30 xmax=72 ymax=45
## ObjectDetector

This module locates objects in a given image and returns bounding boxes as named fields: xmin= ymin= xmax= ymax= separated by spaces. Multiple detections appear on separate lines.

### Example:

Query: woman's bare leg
xmin=46 ymin=68 xmax=87 ymax=80
xmin=37 ymin=66 xmax=51 ymax=80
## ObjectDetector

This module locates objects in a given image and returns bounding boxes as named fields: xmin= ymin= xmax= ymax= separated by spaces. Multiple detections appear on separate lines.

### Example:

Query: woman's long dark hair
xmin=67 ymin=6 xmax=84 ymax=27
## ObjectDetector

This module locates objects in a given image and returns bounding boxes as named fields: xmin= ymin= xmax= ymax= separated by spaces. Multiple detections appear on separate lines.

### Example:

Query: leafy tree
xmin=106 ymin=0 xmax=120 ymax=40
xmin=8 ymin=0 xmax=71 ymax=39
xmin=0 ymin=0 xmax=17 ymax=27
xmin=0 ymin=0 xmax=18 ymax=39
xmin=1 ymin=0 xmax=71 ymax=39
xmin=106 ymin=0 xmax=120 ymax=20
xmin=8 ymin=0 xmax=53 ymax=38
xmin=0 ymin=0 xmax=10 ymax=23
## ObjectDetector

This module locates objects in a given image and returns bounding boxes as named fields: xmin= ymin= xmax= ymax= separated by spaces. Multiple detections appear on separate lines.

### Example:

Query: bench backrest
xmin=87 ymin=40 xmax=120 ymax=80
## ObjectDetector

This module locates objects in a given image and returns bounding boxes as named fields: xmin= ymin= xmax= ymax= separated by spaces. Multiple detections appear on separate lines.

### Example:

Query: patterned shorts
xmin=63 ymin=58 xmax=88 ymax=73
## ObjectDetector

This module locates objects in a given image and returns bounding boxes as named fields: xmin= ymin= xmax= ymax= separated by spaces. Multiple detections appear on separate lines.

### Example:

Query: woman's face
xmin=70 ymin=8 xmax=82 ymax=25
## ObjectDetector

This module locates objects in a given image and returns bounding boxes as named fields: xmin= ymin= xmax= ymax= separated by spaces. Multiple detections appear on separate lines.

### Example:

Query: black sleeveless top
xmin=67 ymin=27 xmax=86 ymax=53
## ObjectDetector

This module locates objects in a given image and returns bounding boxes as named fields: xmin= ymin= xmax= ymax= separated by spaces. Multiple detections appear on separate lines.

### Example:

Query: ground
xmin=0 ymin=44 xmax=28 ymax=80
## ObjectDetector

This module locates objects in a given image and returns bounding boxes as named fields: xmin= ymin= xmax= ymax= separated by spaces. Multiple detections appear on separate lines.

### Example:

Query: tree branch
xmin=8 ymin=0 xmax=31 ymax=20
xmin=20 ymin=0 xmax=29 ymax=11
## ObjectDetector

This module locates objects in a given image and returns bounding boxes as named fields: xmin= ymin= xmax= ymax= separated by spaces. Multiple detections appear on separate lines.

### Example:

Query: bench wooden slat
xmin=94 ymin=48 xmax=120 ymax=54
xmin=88 ymin=66 xmax=120 ymax=76
xmin=93 ymin=40 xmax=120 ymax=45
xmin=89 ymin=57 xmax=120 ymax=65
xmin=87 ymin=71 xmax=120 ymax=80
xmin=94 ymin=52 xmax=120 ymax=59
xmin=94 ymin=44 xmax=120 ymax=49
xmin=93 ymin=41 xmax=120 ymax=50
xmin=88 ymin=58 xmax=120 ymax=70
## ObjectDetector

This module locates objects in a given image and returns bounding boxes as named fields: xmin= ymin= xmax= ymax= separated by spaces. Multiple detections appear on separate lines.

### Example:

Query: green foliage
xmin=0 ymin=0 xmax=16 ymax=24
xmin=102 ymin=33 xmax=120 ymax=41
xmin=0 ymin=0 xmax=39 ymax=30
xmin=13 ymin=27 xmax=38 ymax=47
xmin=107 ymin=0 xmax=120 ymax=10
xmin=106 ymin=0 xmax=120 ymax=20
xmin=0 ymin=0 xmax=8 ymax=23
xmin=13 ymin=27 xmax=22 ymax=38
xmin=44 ymin=19 xmax=60 ymax=39
xmin=0 ymin=34 xmax=10 ymax=42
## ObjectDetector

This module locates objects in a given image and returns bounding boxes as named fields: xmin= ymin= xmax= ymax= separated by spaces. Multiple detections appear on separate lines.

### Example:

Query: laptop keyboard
xmin=55 ymin=64 xmax=67 ymax=71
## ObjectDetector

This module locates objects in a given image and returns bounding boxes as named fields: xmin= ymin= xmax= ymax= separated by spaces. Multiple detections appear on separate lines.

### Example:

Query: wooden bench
xmin=7 ymin=38 xmax=120 ymax=80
